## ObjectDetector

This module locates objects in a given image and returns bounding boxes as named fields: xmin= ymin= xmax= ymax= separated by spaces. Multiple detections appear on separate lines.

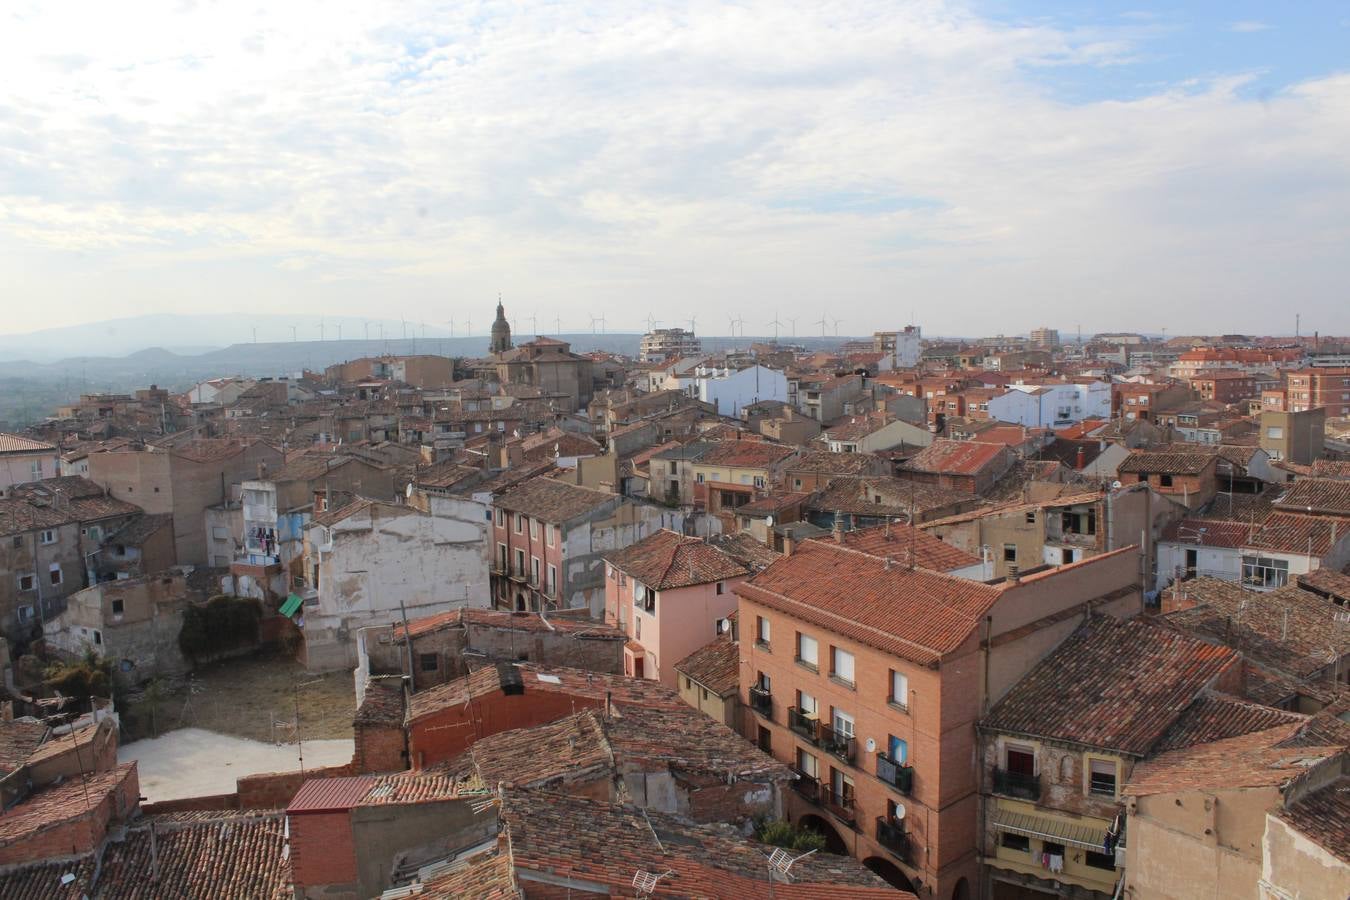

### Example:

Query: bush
xmin=45 ymin=649 xmax=115 ymax=700
xmin=179 ymin=595 xmax=263 ymax=662
xmin=754 ymin=818 xmax=828 ymax=853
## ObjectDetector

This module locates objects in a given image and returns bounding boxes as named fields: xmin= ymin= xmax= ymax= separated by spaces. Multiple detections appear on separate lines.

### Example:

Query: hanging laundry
xmin=1049 ymin=854 xmax=1064 ymax=874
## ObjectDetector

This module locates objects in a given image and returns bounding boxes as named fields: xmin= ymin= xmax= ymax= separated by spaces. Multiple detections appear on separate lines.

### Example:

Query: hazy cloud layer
xmin=1 ymin=1 xmax=1347 ymax=337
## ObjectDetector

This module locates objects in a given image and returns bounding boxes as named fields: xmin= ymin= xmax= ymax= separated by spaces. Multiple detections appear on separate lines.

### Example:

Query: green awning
xmin=280 ymin=593 xmax=303 ymax=618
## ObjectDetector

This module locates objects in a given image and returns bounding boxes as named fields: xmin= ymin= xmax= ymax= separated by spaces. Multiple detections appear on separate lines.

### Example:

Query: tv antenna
xmin=591 ymin=314 xmax=606 ymax=334
xmin=633 ymin=869 xmax=674 ymax=897
xmin=645 ymin=313 xmax=660 ymax=332
xmin=766 ymin=847 xmax=817 ymax=883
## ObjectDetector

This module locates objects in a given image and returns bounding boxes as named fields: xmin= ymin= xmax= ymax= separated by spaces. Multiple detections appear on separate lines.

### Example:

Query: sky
xmin=1 ymin=1 xmax=1348 ymax=341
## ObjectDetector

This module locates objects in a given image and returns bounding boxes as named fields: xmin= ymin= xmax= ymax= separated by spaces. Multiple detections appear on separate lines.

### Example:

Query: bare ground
xmin=122 ymin=649 xmax=356 ymax=745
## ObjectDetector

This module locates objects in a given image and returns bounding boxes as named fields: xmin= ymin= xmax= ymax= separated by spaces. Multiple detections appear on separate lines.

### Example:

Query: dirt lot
xmin=122 ymin=649 xmax=356 ymax=745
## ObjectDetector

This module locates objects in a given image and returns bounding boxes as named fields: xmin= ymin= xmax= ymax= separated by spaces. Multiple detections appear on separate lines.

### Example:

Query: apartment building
xmin=490 ymin=477 xmax=681 ymax=617
xmin=602 ymin=528 xmax=750 ymax=686
xmin=1260 ymin=407 xmax=1327 ymax=464
xmin=1285 ymin=367 xmax=1350 ymax=416
xmin=736 ymin=538 xmax=1142 ymax=897
xmin=0 ymin=434 xmax=59 ymax=494
xmin=1188 ymin=370 xmax=1256 ymax=404
xmin=1116 ymin=449 xmax=1219 ymax=511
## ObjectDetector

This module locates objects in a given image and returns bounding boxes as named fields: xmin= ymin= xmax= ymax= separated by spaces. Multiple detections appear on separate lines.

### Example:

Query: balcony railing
xmin=748 ymin=687 xmax=773 ymax=718
xmin=875 ymin=817 xmax=911 ymax=863
xmin=876 ymin=755 xmax=914 ymax=795
xmin=821 ymin=788 xmax=857 ymax=827
xmin=790 ymin=769 xmax=820 ymax=803
xmin=991 ymin=767 xmax=1041 ymax=801
xmin=788 ymin=707 xmax=819 ymax=743
xmin=818 ymin=725 xmax=857 ymax=764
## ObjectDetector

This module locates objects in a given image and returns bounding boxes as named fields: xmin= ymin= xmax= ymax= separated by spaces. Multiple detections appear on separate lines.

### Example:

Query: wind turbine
xmin=528 ymin=312 xmax=539 ymax=337
xmin=554 ymin=313 xmax=562 ymax=335
xmin=319 ymin=318 xmax=326 ymax=342
xmin=833 ymin=317 xmax=843 ymax=337
xmin=767 ymin=315 xmax=783 ymax=340
xmin=290 ymin=325 xmax=298 ymax=342
xmin=787 ymin=317 xmax=797 ymax=338
xmin=447 ymin=318 xmax=455 ymax=338
xmin=816 ymin=315 xmax=828 ymax=337
xmin=364 ymin=320 xmax=370 ymax=341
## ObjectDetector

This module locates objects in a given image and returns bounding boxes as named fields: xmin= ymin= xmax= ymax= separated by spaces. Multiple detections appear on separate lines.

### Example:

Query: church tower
xmin=490 ymin=299 xmax=512 ymax=354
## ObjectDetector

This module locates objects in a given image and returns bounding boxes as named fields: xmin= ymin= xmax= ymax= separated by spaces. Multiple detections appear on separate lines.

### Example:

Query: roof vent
xmin=499 ymin=662 xmax=524 ymax=695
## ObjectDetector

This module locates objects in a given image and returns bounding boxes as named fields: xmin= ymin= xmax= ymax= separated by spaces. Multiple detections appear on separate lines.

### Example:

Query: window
xmin=40 ymin=529 xmax=56 ymax=545
xmin=797 ymin=748 xmax=818 ymax=779
xmin=794 ymin=478 xmax=803 ymax=490
xmin=796 ymin=633 xmax=818 ymax=670
xmin=547 ymin=564 xmax=557 ymax=596
xmin=497 ymin=543 xmax=508 ymax=571
xmin=1001 ymin=832 xmax=1030 ymax=853
xmin=1002 ymin=543 xmax=1017 ymax=563
xmin=1089 ymin=758 xmax=1117 ymax=797
xmin=695 ymin=472 xmax=705 ymax=483
xmin=419 ymin=653 xmax=438 ymax=672
xmin=111 ymin=598 xmax=124 ymax=617
xmin=1025 ymin=511 xmax=1035 ymax=524
xmin=11 ymin=535 xmax=21 ymax=549
xmin=93 ymin=630 xmax=102 ymax=645
xmin=30 ymin=460 xmax=43 ymax=480
xmin=831 ymin=647 xmax=855 ymax=686
xmin=1043 ymin=841 xmax=1066 ymax=859
xmin=888 ymin=735 xmax=908 ymax=765
xmin=756 ymin=616 xmax=770 ymax=647
xmin=1242 ymin=554 xmax=1289 ymax=589
xmin=754 ymin=475 xmax=765 ymax=488
xmin=1085 ymin=850 xmax=1117 ymax=871
xmin=212 ymin=526 xmax=228 ymax=540
xmin=1266 ymin=426 xmax=1284 ymax=439
xmin=715 ymin=581 xmax=724 ymax=595
xmin=531 ymin=556 xmax=540 ymax=586
xmin=832 ymin=709 xmax=854 ymax=739
xmin=1005 ymin=744 xmax=1035 ymax=776
xmin=546 ymin=524 xmax=555 ymax=547
xmin=48 ymin=565 xmax=62 ymax=586
xmin=514 ymin=548 xmax=525 ymax=576
xmin=514 ymin=513 xmax=523 ymax=533
xmin=889 ymin=670 xmax=909 ymax=709
xmin=797 ymin=691 xmax=818 ymax=717
xmin=495 ymin=508 xmax=504 ymax=527
xmin=756 ymin=671 xmax=772 ymax=693
xmin=18 ymin=574 xmax=34 ymax=592
xmin=529 ymin=518 xmax=538 ymax=540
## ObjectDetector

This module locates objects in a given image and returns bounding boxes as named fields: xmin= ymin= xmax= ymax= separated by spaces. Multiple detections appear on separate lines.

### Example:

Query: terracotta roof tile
xmin=604 ymin=529 xmax=749 ymax=590
xmin=0 ymin=855 xmax=96 ymax=899
xmin=706 ymin=533 xmax=782 ymax=572
xmin=354 ymin=675 xmax=406 ymax=727
xmin=1124 ymin=723 xmax=1340 ymax=796
xmin=1274 ymin=776 xmax=1350 ymax=864
xmin=675 ymin=632 xmax=740 ymax=696
xmin=409 ymin=663 xmax=686 ymax=723
xmin=0 ymin=434 xmax=56 ymax=454
xmin=819 ymin=522 xmax=980 ymax=572
xmin=785 ymin=450 xmax=888 ymax=477
xmin=808 ymin=476 xmax=974 ymax=520
xmin=493 ymin=477 xmax=618 ymax=523
xmin=1242 ymin=511 xmax=1350 ymax=556
xmin=1153 ymin=692 xmax=1306 ymax=753
xmin=1310 ymin=459 xmax=1350 ymax=480
xmin=902 ymin=440 xmax=1010 ymax=476
xmin=1160 ymin=518 xmax=1251 ymax=549
xmin=95 ymin=811 xmax=290 ymax=899
xmin=0 ymin=720 xmax=48 ymax=776
xmin=414 ymin=845 xmax=520 ymax=898
xmin=0 ymin=763 xmax=136 ymax=848
xmin=1118 ymin=449 xmax=1218 ymax=476
xmin=696 ymin=440 xmax=797 ymax=470
xmin=983 ymin=616 xmax=1239 ymax=755
xmin=736 ymin=540 xmax=1003 ymax=666
xmin=499 ymin=788 xmax=906 ymax=898
xmin=1274 ymin=478 xmax=1350 ymax=516
xmin=1298 ymin=566 xmax=1350 ymax=604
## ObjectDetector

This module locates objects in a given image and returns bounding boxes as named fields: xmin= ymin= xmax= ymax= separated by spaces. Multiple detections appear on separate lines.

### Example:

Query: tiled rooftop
xmin=706 ymin=532 xmax=783 ymax=572
xmin=0 ymin=719 xmax=48 ymax=776
xmin=1118 ymin=449 xmax=1217 ymax=476
xmin=737 ymin=539 xmax=1003 ymax=666
xmin=0 ymin=763 xmax=136 ymax=848
xmin=0 ymin=433 xmax=57 ymax=454
xmin=604 ymin=529 xmax=749 ymax=590
xmin=785 ymin=449 xmax=887 ymax=477
xmin=1274 ymin=477 xmax=1350 ymax=516
xmin=1275 ymin=776 xmax=1350 ymax=864
xmin=674 ymin=631 xmax=739 ymax=696
xmin=1242 ymin=511 xmax=1350 ymax=556
xmin=1159 ymin=518 xmax=1251 ymax=549
xmin=1153 ymin=692 xmax=1306 ymax=753
xmin=816 ymin=522 xmax=980 ymax=572
xmin=411 ymin=845 xmax=520 ymax=899
xmin=902 ymin=439 xmax=1009 ymax=476
xmin=809 ymin=475 xmax=973 ymax=519
xmin=354 ymin=675 xmax=406 ymax=727
xmin=982 ymin=616 xmax=1238 ymax=755
xmin=492 ymin=477 xmax=617 ymax=522
xmin=696 ymin=440 xmax=796 ymax=470
xmin=1124 ymin=723 xmax=1340 ymax=796
xmin=499 ymin=788 xmax=906 ymax=898
xmin=409 ymin=663 xmax=686 ymax=723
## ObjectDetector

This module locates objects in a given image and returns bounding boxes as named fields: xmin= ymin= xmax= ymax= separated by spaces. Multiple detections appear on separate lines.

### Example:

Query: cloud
xmin=0 ymin=1 xmax=1346 ymax=337
xmin=1228 ymin=20 xmax=1271 ymax=33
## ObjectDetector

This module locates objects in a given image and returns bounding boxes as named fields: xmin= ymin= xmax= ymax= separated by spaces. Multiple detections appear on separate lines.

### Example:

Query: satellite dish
xmin=405 ymin=483 xmax=414 ymax=498
xmin=1111 ymin=480 xmax=1122 ymax=489
xmin=865 ymin=737 xmax=877 ymax=753
xmin=765 ymin=515 xmax=774 ymax=527
xmin=718 ymin=618 xmax=732 ymax=634
xmin=893 ymin=803 xmax=906 ymax=821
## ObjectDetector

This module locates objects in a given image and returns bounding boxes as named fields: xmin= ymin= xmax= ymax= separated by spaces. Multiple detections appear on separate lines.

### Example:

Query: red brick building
xmin=1286 ymin=367 xmax=1350 ymax=417
xmin=1189 ymin=370 xmax=1257 ymax=404
xmin=736 ymin=538 xmax=1142 ymax=897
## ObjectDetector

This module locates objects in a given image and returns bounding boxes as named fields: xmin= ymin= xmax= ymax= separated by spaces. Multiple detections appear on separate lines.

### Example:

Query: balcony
xmin=991 ymin=767 xmax=1041 ymax=801
xmin=790 ymin=769 xmax=820 ymax=804
xmin=876 ymin=755 xmax=914 ymax=795
xmin=788 ymin=707 xmax=820 ymax=743
xmin=818 ymin=725 xmax=857 ymax=765
xmin=748 ymin=686 xmax=773 ymax=718
xmin=875 ymin=817 xmax=911 ymax=863
xmin=821 ymin=788 xmax=857 ymax=828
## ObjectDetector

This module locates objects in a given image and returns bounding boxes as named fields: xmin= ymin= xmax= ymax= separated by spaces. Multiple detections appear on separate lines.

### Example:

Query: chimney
xmin=884 ymin=555 xmax=892 ymax=571
xmin=1075 ymin=445 xmax=1086 ymax=470
xmin=1005 ymin=563 xmax=1020 ymax=584
xmin=832 ymin=511 xmax=845 ymax=543
xmin=257 ymin=461 xmax=268 ymax=479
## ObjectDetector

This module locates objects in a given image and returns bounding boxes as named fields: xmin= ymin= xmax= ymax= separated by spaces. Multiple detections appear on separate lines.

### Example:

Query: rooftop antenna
xmin=555 ymin=312 xmax=562 ymax=334
xmin=688 ymin=315 xmax=697 ymax=333
xmin=646 ymin=313 xmax=660 ymax=332
xmin=633 ymin=869 xmax=675 ymax=898
xmin=766 ymin=847 xmax=817 ymax=884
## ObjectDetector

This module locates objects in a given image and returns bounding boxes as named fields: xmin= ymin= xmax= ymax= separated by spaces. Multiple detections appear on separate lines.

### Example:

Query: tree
xmin=754 ymin=818 xmax=827 ymax=853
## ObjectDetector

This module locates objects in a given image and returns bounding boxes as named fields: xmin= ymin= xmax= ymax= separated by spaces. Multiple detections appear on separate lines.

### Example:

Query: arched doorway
xmin=952 ymin=876 xmax=971 ymax=900
xmin=863 ymin=857 xmax=916 ymax=893
xmin=797 ymin=814 xmax=848 ymax=855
